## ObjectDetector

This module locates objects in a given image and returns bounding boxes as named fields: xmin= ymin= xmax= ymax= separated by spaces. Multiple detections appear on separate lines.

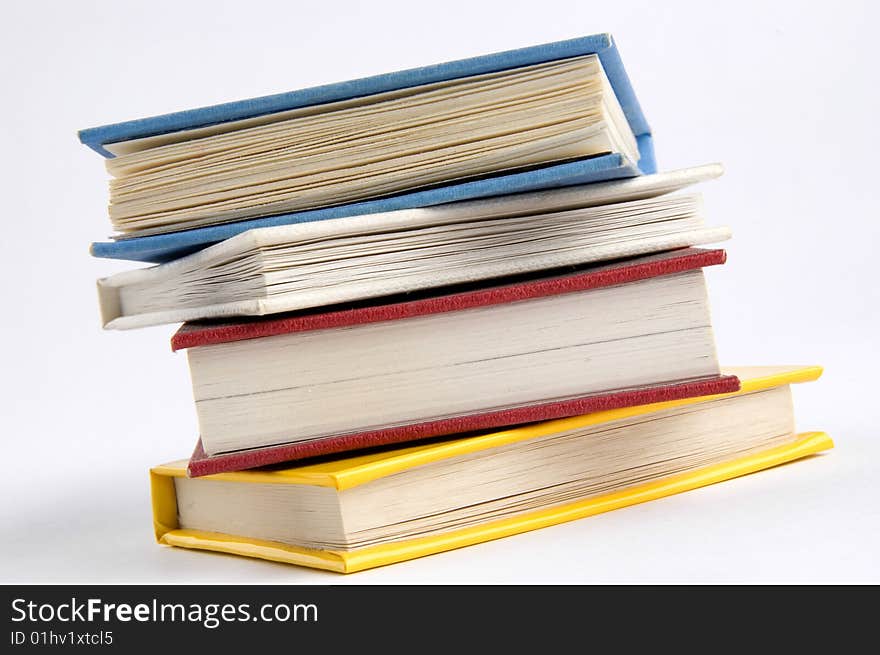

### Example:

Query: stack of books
xmin=81 ymin=34 xmax=831 ymax=573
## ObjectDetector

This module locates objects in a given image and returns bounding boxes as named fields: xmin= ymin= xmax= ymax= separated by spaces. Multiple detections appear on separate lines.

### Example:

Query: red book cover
xmin=177 ymin=248 xmax=738 ymax=476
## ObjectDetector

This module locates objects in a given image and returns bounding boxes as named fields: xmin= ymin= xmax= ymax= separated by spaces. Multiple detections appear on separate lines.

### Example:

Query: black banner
xmin=0 ymin=585 xmax=866 ymax=650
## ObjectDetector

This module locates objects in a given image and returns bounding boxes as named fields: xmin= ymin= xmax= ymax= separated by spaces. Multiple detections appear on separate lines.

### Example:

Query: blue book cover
xmin=81 ymin=33 xmax=655 ymax=263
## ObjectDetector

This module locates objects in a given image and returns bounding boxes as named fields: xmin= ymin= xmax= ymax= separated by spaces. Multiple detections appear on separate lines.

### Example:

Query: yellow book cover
xmin=151 ymin=365 xmax=832 ymax=573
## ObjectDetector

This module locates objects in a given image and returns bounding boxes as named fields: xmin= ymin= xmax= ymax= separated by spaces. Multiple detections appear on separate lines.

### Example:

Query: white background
xmin=1 ymin=0 xmax=877 ymax=583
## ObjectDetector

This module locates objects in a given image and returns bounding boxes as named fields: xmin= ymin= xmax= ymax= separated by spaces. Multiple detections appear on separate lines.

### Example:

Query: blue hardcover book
xmin=81 ymin=33 xmax=654 ymax=263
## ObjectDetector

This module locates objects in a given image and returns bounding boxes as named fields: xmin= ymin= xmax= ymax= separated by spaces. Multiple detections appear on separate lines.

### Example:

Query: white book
xmin=97 ymin=164 xmax=729 ymax=329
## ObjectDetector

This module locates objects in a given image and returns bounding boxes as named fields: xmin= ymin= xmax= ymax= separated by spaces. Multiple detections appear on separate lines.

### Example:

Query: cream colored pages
xmin=188 ymin=270 xmax=719 ymax=452
xmin=104 ymin=56 xmax=639 ymax=235
xmin=105 ymin=57 xmax=605 ymax=156
xmin=172 ymin=386 xmax=794 ymax=549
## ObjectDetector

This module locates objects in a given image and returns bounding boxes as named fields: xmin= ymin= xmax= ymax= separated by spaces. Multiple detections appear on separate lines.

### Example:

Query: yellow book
xmin=151 ymin=366 xmax=831 ymax=573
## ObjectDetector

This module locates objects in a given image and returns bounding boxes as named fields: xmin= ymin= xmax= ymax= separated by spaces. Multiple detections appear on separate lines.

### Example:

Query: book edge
xmin=153 ymin=432 xmax=833 ymax=574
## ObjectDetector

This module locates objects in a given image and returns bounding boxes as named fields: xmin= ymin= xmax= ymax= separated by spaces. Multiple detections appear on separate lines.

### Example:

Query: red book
xmin=175 ymin=248 xmax=738 ymax=476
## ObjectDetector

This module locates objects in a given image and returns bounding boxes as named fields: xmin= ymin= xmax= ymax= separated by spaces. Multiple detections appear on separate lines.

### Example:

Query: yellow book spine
xmin=151 ymin=431 xmax=833 ymax=574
